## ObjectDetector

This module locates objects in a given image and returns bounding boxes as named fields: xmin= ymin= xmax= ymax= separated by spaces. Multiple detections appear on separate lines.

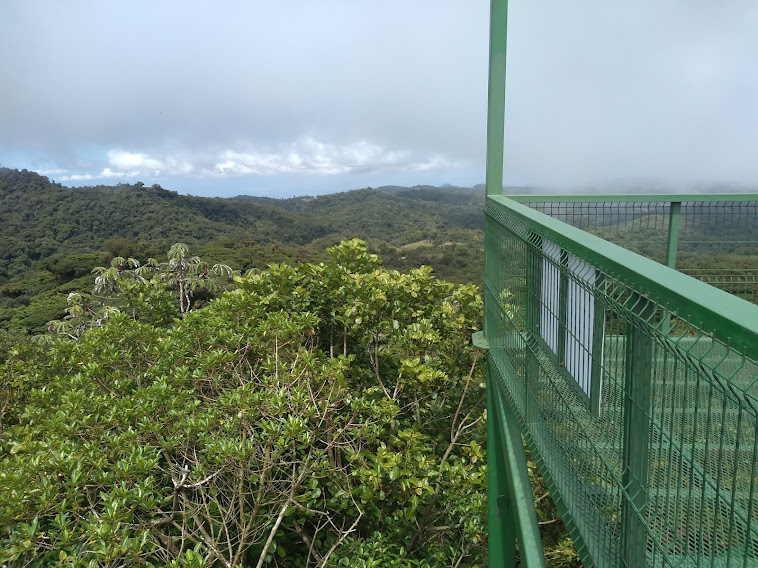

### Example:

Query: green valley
xmin=0 ymin=168 xmax=485 ymax=333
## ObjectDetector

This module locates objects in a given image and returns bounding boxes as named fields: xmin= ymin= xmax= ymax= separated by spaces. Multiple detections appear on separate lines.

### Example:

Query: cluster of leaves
xmin=47 ymin=243 xmax=236 ymax=339
xmin=0 ymin=240 xmax=489 ymax=567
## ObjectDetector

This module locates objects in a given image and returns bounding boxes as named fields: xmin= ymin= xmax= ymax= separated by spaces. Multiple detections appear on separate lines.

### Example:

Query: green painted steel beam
xmin=665 ymin=201 xmax=681 ymax=269
xmin=485 ymin=0 xmax=508 ymax=198
xmin=484 ymin=2 xmax=519 ymax=564
xmin=589 ymin=273 xmax=605 ymax=418
xmin=507 ymin=193 xmax=758 ymax=203
xmin=487 ymin=365 xmax=517 ymax=567
xmin=489 ymin=348 xmax=596 ymax=568
xmin=621 ymin=294 xmax=655 ymax=568
xmin=485 ymin=195 xmax=758 ymax=366
xmin=490 ymin=373 xmax=547 ymax=568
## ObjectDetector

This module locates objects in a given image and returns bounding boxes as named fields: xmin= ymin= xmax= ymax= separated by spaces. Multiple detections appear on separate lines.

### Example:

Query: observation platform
xmin=482 ymin=3 xmax=758 ymax=565
xmin=483 ymin=3 xmax=758 ymax=564
xmin=483 ymin=194 xmax=758 ymax=567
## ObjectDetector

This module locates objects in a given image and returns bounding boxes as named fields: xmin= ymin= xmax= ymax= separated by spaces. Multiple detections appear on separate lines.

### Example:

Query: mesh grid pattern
xmin=485 ymin=200 xmax=758 ymax=568
xmin=522 ymin=201 xmax=758 ymax=305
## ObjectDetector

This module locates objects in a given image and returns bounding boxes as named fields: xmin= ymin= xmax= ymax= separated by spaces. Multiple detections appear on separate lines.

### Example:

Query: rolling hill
xmin=0 ymin=167 xmax=485 ymax=331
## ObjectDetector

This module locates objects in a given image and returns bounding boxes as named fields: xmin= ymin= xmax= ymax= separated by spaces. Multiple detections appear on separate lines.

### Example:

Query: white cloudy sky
xmin=1 ymin=1 xmax=757 ymax=197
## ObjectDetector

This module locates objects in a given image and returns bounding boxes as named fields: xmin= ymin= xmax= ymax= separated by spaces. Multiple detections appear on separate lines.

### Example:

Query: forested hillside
xmin=0 ymin=164 xmax=584 ymax=565
xmin=0 ymin=240 xmax=578 ymax=567
xmin=4 ymin=167 xmax=755 ymax=331
xmin=0 ymin=168 xmax=484 ymax=332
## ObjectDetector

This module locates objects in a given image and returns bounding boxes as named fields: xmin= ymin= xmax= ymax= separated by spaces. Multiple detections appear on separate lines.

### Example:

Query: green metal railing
xmin=481 ymin=3 xmax=758 ymax=565
xmin=508 ymin=196 xmax=758 ymax=305
xmin=483 ymin=195 xmax=758 ymax=567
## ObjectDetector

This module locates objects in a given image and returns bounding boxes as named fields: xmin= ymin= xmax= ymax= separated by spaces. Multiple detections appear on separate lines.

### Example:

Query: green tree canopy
xmin=0 ymin=240 xmax=487 ymax=567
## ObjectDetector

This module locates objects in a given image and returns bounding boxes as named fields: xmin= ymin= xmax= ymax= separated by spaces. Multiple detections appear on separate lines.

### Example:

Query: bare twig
xmin=255 ymin=498 xmax=292 ymax=568
xmin=291 ymin=523 xmax=324 ymax=564
xmin=317 ymin=505 xmax=363 ymax=568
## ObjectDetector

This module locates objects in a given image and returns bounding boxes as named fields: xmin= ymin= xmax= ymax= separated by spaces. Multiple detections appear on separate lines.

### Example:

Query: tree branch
xmin=255 ymin=498 xmax=291 ymax=568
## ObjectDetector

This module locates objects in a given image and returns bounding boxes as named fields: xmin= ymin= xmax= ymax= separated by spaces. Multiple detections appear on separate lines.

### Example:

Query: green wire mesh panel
xmin=484 ymin=198 xmax=758 ymax=568
xmin=516 ymin=199 xmax=758 ymax=305
xmin=677 ymin=270 xmax=758 ymax=306
xmin=677 ymin=201 xmax=758 ymax=262
xmin=518 ymin=200 xmax=672 ymax=261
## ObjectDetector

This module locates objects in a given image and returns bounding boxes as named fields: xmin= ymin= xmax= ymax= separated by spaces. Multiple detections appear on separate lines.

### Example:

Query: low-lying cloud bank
xmin=43 ymin=138 xmax=458 ymax=184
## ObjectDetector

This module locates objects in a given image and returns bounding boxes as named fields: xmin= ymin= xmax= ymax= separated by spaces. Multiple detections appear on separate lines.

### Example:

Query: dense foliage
xmin=6 ymin=166 xmax=744 ymax=565
xmin=0 ymin=241 xmax=490 ymax=567
xmin=0 ymin=168 xmax=485 ymax=332
xmin=3 ymin=167 xmax=754 ymax=333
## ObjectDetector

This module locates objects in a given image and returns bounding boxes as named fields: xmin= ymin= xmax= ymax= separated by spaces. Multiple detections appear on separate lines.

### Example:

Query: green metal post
xmin=485 ymin=0 xmax=508 ymax=198
xmin=621 ymin=294 xmax=654 ymax=568
xmin=487 ymin=364 xmax=517 ymax=567
xmin=557 ymin=249 xmax=569 ymax=366
xmin=484 ymin=3 xmax=546 ymax=566
xmin=485 ymin=1 xmax=512 ymax=561
xmin=526 ymin=233 xmax=542 ymax=429
xmin=665 ymin=201 xmax=681 ymax=269
xmin=589 ymin=273 xmax=605 ymax=418
xmin=661 ymin=202 xmax=681 ymax=335
xmin=493 ymin=381 xmax=548 ymax=568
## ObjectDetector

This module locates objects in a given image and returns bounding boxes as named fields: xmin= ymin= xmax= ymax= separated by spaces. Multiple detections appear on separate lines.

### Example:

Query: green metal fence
xmin=677 ymin=270 xmax=758 ymax=306
xmin=508 ymin=195 xmax=758 ymax=305
xmin=481 ymin=2 xmax=758 ymax=564
xmin=483 ymin=194 xmax=758 ymax=567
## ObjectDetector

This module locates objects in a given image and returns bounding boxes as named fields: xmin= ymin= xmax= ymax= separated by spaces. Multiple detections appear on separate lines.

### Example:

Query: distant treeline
xmin=0 ymin=168 xmax=485 ymax=332
xmin=3 ymin=167 xmax=754 ymax=332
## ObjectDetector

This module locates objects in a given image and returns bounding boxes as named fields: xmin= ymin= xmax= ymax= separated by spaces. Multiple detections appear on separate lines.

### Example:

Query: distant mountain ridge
xmin=0 ymin=168 xmax=485 ymax=331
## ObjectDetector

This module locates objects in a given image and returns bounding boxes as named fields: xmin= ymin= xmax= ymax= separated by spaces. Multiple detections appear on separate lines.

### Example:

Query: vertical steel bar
xmin=558 ymin=249 xmax=569 ymax=366
xmin=485 ymin=1 xmax=512 ymax=563
xmin=590 ymin=272 xmax=605 ymax=417
xmin=487 ymin=366 xmax=517 ymax=567
xmin=661 ymin=201 xmax=682 ymax=335
xmin=485 ymin=0 xmax=508 ymax=198
xmin=666 ymin=201 xmax=681 ymax=269
xmin=621 ymin=294 xmax=654 ymax=568
xmin=526 ymin=232 xmax=542 ymax=429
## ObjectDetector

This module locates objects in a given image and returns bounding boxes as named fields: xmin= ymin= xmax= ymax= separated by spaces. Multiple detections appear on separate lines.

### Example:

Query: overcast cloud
xmin=1 ymin=1 xmax=757 ymax=196
xmin=505 ymin=1 xmax=758 ymax=190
